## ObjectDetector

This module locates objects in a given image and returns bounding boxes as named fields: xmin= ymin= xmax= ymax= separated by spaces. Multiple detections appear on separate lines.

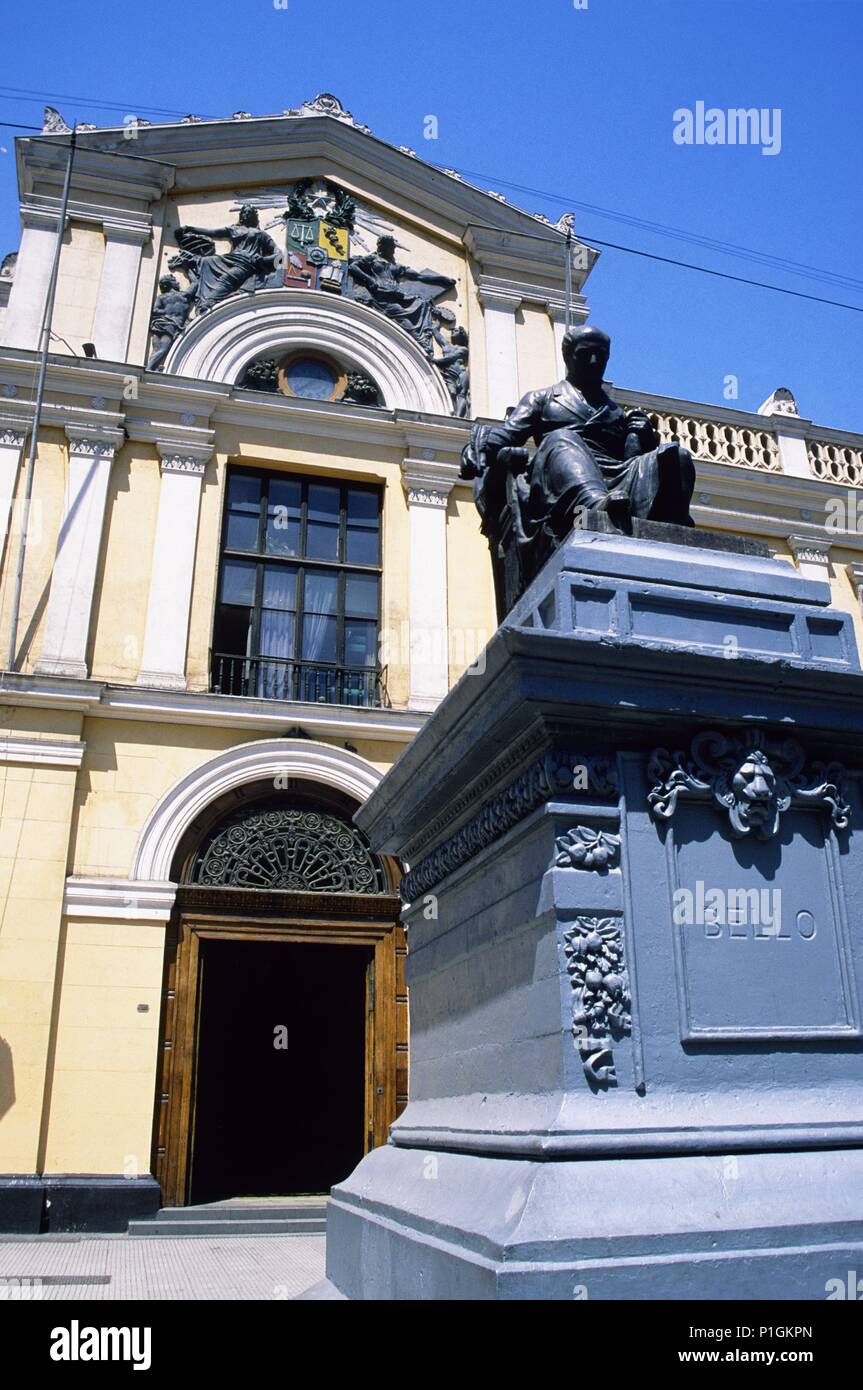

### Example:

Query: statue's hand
xmin=624 ymin=409 xmax=659 ymax=451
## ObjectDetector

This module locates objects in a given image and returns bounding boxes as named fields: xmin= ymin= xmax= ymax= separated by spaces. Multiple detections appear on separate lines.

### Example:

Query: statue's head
xmin=377 ymin=234 xmax=396 ymax=259
xmin=452 ymin=326 xmax=468 ymax=347
xmin=238 ymin=204 xmax=260 ymax=227
xmin=159 ymin=274 xmax=180 ymax=292
xmin=562 ymin=325 xmax=611 ymax=384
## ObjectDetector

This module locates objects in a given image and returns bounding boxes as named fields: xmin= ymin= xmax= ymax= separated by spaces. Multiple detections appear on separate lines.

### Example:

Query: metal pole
xmin=6 ymin=127 xmax=76 ymax=672
xmin=564 ymin=221 xmax=573 ymax=335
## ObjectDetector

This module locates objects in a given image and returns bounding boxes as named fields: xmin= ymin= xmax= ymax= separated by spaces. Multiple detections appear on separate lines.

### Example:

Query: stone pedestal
xmin=317 ymin=528 xmax=863 ymax=1299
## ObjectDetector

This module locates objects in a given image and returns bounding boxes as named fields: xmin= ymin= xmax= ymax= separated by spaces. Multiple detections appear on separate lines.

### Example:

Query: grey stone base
xmin=323 ymin=1144 xmax=863 ymax=1300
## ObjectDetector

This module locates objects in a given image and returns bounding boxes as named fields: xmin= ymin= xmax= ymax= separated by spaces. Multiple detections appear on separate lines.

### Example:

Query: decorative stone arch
xmin=132 ymin=737 xmax=385 ymax=885
xmin=162 ymin=286 xmax=453 ymax=415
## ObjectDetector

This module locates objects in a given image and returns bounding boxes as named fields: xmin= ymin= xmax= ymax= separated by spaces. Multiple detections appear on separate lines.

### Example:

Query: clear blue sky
xmin=2 ymin=0 xmax=861 ymax=430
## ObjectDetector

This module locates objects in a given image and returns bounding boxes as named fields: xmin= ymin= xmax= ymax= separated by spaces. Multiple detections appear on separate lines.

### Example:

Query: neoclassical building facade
xmin=1 ymin=94 xmax=863 ymax=1229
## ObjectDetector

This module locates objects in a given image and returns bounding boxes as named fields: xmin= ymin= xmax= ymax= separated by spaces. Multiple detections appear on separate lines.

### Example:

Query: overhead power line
xmin=445 ymin=163 xmax=863 ymax=296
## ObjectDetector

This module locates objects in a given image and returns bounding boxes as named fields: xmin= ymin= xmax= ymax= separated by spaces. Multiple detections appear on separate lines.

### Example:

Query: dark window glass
xmin=226 ymin=510 xmax=259 ymax=551
xmin=265 ymin=478 xmax=302 ymax=556
xmin=214 ymin=471 xmax=382 ymax=704
xmin=220 ymin=558 xmax=256 ymax=606
xmin=345 ymin=526 xmax=379 ymax=566
xmin=345 ymin=620 xmax=378 ymax=668
xmin=345 ymin=573 xmax=379 ymax=618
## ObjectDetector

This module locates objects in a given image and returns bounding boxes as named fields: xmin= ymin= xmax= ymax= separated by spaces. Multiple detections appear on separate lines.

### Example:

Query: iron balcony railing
xmin=210 ymin=652 xmax=389 ymax=708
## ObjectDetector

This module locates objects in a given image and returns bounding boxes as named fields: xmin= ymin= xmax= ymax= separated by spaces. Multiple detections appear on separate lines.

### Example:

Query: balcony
xmin=210 ymin=653 xmax=388 ymax=708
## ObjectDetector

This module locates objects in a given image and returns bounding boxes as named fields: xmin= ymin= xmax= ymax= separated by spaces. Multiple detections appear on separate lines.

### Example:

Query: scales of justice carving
xmin=461 ymin=325 xmax=696 ymax=608
xmin=147 ymin=178 xmax=470 ymax=417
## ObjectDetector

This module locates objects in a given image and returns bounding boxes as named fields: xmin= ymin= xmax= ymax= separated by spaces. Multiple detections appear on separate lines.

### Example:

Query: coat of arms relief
xmin=147 ymin=178 xmax=470 ymax=418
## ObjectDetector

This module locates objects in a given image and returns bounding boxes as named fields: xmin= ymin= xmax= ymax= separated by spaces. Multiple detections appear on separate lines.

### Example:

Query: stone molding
xmin=63 ymin=876 xmax=177 ymax=922
xmin=157 ymin=452 xmax=209 ymax=476
xmin=162 ymin=287 xmax=453 ymax=416
xmin=0 ymin=736 xmax=85 ymax=768
xmin=400 ymin=750 xmax=618 ymax=901
xmin=131 ymin=737 xmax=385 ymax=883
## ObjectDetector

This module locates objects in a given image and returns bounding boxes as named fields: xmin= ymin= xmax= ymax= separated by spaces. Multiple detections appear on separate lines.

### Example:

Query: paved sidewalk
xmin=0 ymin=1233 xmax=326 ymax=1301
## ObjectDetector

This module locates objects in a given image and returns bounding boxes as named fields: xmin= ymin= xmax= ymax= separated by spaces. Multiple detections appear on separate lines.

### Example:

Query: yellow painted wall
xmin=517 ymin=303 xmax=558 ymax=398
xmin=42 ymin=919 xmax=166 ymax=1176
xmin=446 ymin=485 xmax=496 ymax=684
xmin=51 ymin=222 xmax=104 ymax=353
xmin=0 ymin=753 xmax=80 ymax=1171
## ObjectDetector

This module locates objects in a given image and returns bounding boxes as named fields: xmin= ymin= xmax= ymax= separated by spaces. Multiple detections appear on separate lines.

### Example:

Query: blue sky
xmin=2 ymin=0 xmax=861 ymax=430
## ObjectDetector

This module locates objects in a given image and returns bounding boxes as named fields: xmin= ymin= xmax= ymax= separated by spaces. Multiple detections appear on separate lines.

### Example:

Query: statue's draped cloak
xmin=484 ymin=379 xmax=672 ymax=542
xmin=196 ymin=226 xmax=278 ymax=310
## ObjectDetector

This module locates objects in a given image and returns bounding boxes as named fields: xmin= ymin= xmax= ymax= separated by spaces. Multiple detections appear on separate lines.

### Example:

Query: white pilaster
xmin=787 ymin=533 xmax=832 ymax=582
xmin=1 ymin=207 xmax=62 ymax=351
xmin=90 ymin=221 xmax=150 ymax=362
xmin=478 ymin=288 xmax=521 ymax=420
xmin=35 ymin=426 xmax=123 ymax=678
xmin=137 ymin=445 xmax=211 ymax=690
xmin=401 ymin=461 xmax=455 ymax=712
xmin=0 ymin=424 xmax=27 ymax=554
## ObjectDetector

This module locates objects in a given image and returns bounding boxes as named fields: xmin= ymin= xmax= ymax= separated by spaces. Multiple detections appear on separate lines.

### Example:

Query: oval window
xmin=282 ymin=356 xmax=338 ymax=400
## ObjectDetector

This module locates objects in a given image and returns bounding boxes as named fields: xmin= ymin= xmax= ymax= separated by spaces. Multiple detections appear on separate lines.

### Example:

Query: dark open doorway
xmin=189 ymin=938 xmax=370 ymax=1205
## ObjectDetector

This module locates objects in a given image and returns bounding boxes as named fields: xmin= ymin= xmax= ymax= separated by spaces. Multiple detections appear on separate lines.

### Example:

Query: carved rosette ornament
xmin=647 ymin=729 xmax=851 ymax=841
xmin=563 ymin=916 xmax=631 ymax=1087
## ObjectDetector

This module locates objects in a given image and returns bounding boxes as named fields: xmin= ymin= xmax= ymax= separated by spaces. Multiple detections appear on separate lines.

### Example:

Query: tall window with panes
xmin=212 ymin=470 xmax=383 ymax=706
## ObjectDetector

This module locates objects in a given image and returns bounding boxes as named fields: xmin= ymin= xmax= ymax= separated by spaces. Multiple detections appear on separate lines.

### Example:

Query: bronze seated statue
xmin=460 ymin=325 xmax=696 ymax=609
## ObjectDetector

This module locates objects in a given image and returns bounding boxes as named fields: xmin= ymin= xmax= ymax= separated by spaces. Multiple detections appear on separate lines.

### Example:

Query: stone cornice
xmin=0 ymin=671 xmax=427 ymax=743
xmin=64 ymin=876 xmax=177 ymax=922
xmin=477 ymin=286 xmax=523 ymax=312
xmin=21 ymin=197 xmax=154 ymax=237
xmin=17 ymin=114 xmax=572 ymax=261
xmin=477 ymin=272 xmax=589 ymax=317
xmin=0 ymin=736 xmax=85 ymax=768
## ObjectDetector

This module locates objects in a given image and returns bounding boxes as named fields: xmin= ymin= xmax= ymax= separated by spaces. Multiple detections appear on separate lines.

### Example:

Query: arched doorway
xmin=152 ymin=780 xmax=405 ymax=1207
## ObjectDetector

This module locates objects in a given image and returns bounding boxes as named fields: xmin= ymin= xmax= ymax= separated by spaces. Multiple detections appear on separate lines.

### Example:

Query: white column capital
xmin=65 ymin=425 xmax=124 ymax=458
xmin=0 ymin=423 xmax=29 ymax=449
xmin=787 ymin=533 xmax=832 ymax=562
xmin=101 ymin=219 xmax=151 ymax=246
xmin=478 ymin=287 xmax=522 ymax=312
xmin=401 ymin=459 xmax=456 ymax=509
xmin=787 ymin=532 xmax=832 ymax=582
xmin=156 ymin=439 xmax=213 ymax=476
xmin=19 ymin=203 xmax=65 ymax=233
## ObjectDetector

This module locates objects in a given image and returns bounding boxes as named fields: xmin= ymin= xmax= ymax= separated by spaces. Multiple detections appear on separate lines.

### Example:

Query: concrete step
xmin=127 ymin=1197 xmax=328 ymax=1238
xmin=128 ymin=1217 xmax=327 ymax=1237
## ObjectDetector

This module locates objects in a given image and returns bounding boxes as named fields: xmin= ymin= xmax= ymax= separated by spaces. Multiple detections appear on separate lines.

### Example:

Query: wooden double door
xmin=153 ymin=889 xmax=406 ymax=1207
